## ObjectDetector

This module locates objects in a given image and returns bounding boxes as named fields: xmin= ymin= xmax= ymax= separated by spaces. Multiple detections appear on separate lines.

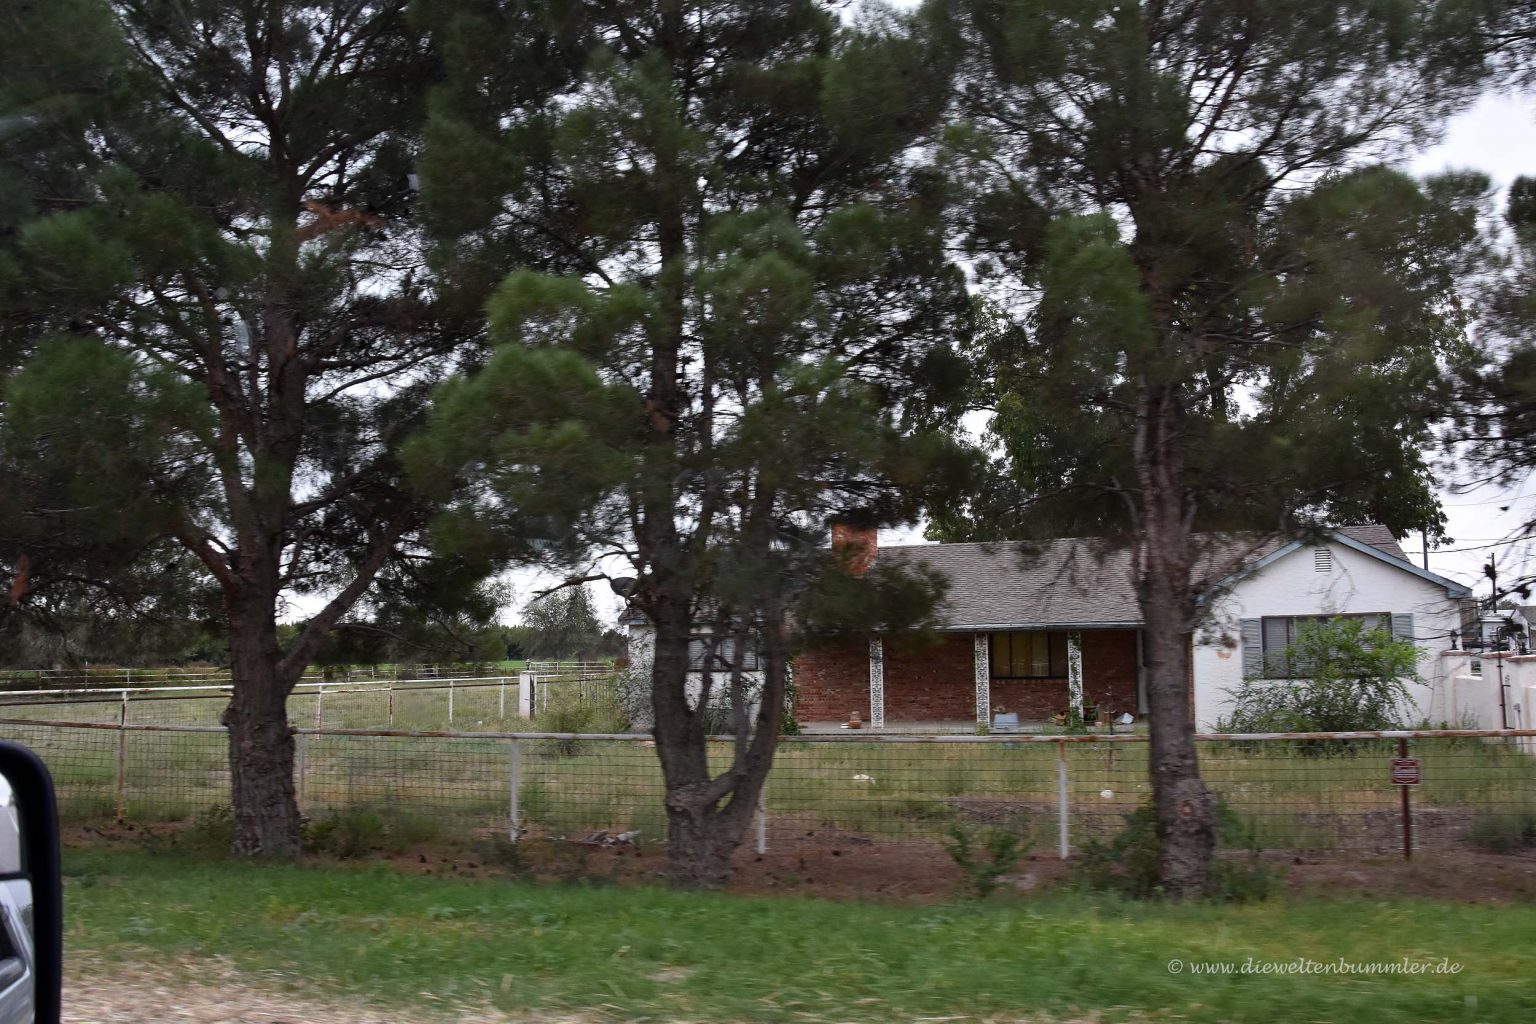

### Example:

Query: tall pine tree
xmin=930 ymin=0 xmax=1489 ymax=896
xmin=0 ymin=1 xmax=486 ymax=855
xmin=409 ymin=0 xmax=973 ymax=885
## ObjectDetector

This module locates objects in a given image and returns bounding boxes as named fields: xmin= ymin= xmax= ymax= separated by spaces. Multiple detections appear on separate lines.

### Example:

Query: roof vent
xmin=1314 ymin=547 xmax=1333 ymax=573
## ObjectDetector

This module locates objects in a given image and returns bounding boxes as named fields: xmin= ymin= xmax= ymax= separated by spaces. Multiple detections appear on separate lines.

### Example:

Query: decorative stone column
xmin=1067 ymin=631 xmax=1084 ymax=719
xmin=869 ymin=636 xmax=885 ymax=730
xmin=618 ymin=627 xmax=655 ymax=729
xmin=973 ymin=633 xmax=991 ymax=727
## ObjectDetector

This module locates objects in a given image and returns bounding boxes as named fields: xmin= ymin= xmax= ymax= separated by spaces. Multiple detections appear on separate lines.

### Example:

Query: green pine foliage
xmin=409 ymin=0 xmax=977 ymax=883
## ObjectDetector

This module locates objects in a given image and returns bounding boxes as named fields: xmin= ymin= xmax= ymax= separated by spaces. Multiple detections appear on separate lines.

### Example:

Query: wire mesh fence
xmin=2 ymin=708 xmax=1534 ymax=860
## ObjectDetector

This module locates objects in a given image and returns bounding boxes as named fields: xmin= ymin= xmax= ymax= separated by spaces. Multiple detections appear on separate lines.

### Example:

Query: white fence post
xmin=508 ymin=739 xmax=521 ymax=843
xmin=314 ymin=689 xmax=323 ymax=729
xmin=448 ymin=680 xmax=455 ymax=726
xmin=518 ymin=672 xmax=535 ymax=719
xmin=387 ymin=683 xmax=394 ymax=727
xmin=1057 ymin=739 xmax=1069 ymax=859
xmin=499 ymin=677 xmax=507 ymax=720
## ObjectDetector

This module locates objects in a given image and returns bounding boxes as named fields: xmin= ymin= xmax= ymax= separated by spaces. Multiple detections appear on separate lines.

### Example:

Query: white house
xmin=1195 ymin=530 xmax=1472 ymax=728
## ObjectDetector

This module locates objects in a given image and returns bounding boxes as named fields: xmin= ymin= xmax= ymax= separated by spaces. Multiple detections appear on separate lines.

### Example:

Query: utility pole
xmin=1485 ymin=557 xmax=1511 ymax=730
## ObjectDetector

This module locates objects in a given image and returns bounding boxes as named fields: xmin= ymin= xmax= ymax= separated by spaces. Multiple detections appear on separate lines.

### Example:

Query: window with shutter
xmin=1255 ymin=613 xmax=1391 ymax=677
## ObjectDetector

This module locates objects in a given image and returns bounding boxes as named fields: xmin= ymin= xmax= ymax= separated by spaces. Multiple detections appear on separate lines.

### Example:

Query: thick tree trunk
xmin=1140 ymin=584 xmax=1215 ymax=899
xmin=222 ymin=602 xmax=302 ymax=858
xmin=649 ymin=602 xmax=785 ymax=889
xmin=1135 ymin=380 xmax=1216 ymax=899
xmin=662 ymin=786 xmax=742 ymax=889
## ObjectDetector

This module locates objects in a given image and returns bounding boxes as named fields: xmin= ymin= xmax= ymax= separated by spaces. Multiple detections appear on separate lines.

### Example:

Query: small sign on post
xmin=1390 ymin=757 xmax=1421 ymax=786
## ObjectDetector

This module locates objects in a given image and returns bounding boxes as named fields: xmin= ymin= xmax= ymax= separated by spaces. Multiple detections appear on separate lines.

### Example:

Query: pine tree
xmin=930 ymin=0 xmax=1489 ymax=896
xmin=409 ymin=0 xmax=973 ymax=886
xmin=0 ymin=2 xmax=479 ymax=855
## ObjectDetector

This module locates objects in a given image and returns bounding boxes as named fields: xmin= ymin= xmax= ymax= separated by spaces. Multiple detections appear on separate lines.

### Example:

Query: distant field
xmin=62 ymin=848 xmax=1536 ymax=1023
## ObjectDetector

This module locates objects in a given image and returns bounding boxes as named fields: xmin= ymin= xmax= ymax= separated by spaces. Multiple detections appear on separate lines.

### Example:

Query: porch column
xmin=869 ymin=636 xmax=885 ymax=730
xmin=1067 ymin=631 xmax=1084 ymax=719
xmin=973 ymin=633 xmax=991 ymax=727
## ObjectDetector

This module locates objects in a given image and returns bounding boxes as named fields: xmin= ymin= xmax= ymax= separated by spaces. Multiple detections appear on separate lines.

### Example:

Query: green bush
xmin=942 ymin=821 xmax=1029 ymax=899
xmin=1073 ymin=799 xmax=1277 ymax=903
xmin=1466 ymin=811 xmax=1536 ymax=854
xmin=1218 ymin=618 xmax=1421 ymax=735
xmin=180 ymin=804 xmax=235 ymax=854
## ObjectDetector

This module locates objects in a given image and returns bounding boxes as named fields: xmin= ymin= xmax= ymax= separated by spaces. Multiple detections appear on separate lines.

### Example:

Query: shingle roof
xmin=875 ymin=526 xmax=1415 ymax=631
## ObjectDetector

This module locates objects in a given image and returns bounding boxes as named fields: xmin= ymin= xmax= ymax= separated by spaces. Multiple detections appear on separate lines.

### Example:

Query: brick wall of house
xmin=795 ymin=628 xmax=1143 ymax=724
xmin=1084 ymin=629 xmax=1139 ymax=717
xmin=883 ymin=633 xmax=975 ymax=721
xmin=793 ymin=639 xmax=869 ymax=722
xmin=988 ymin=677 xmax=1071 ymax=720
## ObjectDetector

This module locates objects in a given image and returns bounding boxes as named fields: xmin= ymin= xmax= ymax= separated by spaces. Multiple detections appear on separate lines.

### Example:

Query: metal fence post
xmin=1399 ymin=736 xmax=1413 ymax=861
xmin=296 ymin=732 xmax=308 ymax=807
xmin=114 ymin=690 xmax=128 ymax=823
xmin=314 ymin=689 xmax=323 ymax=729
xmin=1056 ymin=739 xmax=1069 ymax=859
xmin=755 ymin=780 xmax=768 ymax=855
xmin=508 ymin=739 xmax=521 ymax=843
xmin=499 ymin=677 xmax=506 ymax=720
xmin=387 ymin=683 xmax=394 ymax=727
xmin=448 ymin=680 xmax=455 ymax=726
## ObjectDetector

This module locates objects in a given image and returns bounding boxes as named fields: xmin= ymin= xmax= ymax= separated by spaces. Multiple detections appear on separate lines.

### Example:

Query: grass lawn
xmin=62 ymin=848 xmax=1536 ymax=1023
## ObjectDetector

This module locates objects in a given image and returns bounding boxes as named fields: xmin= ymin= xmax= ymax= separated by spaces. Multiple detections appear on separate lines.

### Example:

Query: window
xmin=1259 ymin=613 xmax=1386 ymax=676
xmin=687 ymin=635 xmax=759 ymax=673
xmin=990 ymin=631 xmax=1069 ymax=679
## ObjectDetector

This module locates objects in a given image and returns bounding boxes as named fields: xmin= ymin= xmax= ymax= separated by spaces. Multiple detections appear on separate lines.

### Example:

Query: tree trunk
xmin=1140 ymin=585 xmax=1214 ymax=899
xmin=222 ymin=603 xmax=302 ymax=858
xmin=662 ymin=785 xmax=741 ymax=889
xmin=1135 ymin=380 xmax=1216 ymax=898
xmin=649 ymin=602 xmax=784 ymax=889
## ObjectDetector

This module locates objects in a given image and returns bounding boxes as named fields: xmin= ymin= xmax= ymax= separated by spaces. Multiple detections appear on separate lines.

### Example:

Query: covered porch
xmin=793 ymin=628 xmax=1145 ymax=731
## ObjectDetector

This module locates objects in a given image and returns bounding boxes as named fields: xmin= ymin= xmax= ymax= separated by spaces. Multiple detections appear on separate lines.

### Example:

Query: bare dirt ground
xmin=69 ymin=822 xmax=1536 ymax=904
xmin=62 ymin=959 xmax=580 ymax=1024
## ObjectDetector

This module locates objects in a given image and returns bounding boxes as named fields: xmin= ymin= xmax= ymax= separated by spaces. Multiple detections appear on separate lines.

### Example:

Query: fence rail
xmin=0 ymin=661 xmax=610 ymax=692
xmin=0 ymin=668 xmax=616 ymax=732
xmin=3 ymin=703 xmax=1534 ymax=862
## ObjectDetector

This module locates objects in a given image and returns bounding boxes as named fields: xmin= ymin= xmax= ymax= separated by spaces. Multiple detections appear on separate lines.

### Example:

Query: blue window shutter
xmin=1391 ymin=614 xmax=1414 ymax=645
xmin=1241 ymin=619 xmax=1263 ymax=677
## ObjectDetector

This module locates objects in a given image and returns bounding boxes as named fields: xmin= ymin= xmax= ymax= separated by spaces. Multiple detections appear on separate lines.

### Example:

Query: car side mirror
xmin=0 ymin=742 xmax=62 ymax=1024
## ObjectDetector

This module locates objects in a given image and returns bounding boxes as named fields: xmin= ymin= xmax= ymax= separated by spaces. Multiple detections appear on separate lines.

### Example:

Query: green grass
xmin=63 ymin=848 xmax=1536 ymax=1023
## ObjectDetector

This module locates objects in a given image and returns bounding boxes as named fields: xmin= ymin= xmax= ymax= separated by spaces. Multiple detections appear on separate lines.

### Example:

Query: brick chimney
xmin=831 ymin=519 xmax=878 ymax=578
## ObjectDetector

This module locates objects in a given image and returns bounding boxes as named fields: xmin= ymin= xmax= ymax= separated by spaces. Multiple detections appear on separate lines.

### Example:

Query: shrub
xmin=1467 ymin=811 xmax=1536 ymax=854
xmin=1218 ymin=618 xmax=1421 ymax=735
xmin=1074 ymin=800 xmax=1277 ymax=903
xmin=181 ymin=804 xmax=235 ymax=854
xmin=942 ymin=821 xmax=1029 ymax=899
